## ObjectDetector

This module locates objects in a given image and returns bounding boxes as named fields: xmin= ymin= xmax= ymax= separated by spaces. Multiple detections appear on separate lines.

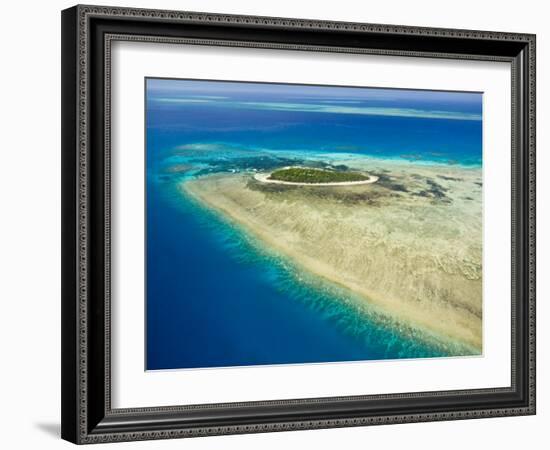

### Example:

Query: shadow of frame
xmin=35 ymin=422 xmax=60 ymax=438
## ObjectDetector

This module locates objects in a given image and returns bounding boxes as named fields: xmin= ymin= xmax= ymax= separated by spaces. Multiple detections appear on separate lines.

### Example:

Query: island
xmin=255 ymin=167 xmax=379 ymax=186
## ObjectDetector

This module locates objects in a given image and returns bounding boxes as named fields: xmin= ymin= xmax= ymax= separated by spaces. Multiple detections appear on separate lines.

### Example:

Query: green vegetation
xmin=268 ymin=167 xmax=369 ymax=184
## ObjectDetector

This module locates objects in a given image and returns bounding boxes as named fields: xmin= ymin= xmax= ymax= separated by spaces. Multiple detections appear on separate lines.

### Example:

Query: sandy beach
xmin=181 ymin=158 xmax=483 ymax=352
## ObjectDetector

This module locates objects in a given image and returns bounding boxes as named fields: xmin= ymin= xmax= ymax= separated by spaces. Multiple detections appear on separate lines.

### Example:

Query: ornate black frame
xmin=61 ymin=4 xmax=536 ymax=444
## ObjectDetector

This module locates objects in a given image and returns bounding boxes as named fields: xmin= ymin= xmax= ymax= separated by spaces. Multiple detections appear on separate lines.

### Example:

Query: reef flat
xmin=182 ymin=157 xmax=483 ymax=351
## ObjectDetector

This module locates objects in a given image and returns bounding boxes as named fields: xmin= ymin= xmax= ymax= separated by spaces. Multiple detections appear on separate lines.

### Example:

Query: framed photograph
xmin=61 ymin=5 xmax=536 ymax=444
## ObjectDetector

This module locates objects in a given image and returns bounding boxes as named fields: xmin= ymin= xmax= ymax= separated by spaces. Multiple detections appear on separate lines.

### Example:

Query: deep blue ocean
xmin=145 ymin=79 xmax=482 ymax=370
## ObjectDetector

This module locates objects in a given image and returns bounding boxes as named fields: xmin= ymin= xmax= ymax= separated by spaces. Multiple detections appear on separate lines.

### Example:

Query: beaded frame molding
xmin=61 ymin=4 xmax=536 ymax=444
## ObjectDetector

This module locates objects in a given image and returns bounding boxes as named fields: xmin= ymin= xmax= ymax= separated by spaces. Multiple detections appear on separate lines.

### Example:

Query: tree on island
xmin=268 ymin=167 xmax=369 ymax=184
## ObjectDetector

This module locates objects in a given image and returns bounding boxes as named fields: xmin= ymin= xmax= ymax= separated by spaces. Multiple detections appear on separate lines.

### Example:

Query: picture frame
xmin=61 ymin=4 xmax=536 ymax=444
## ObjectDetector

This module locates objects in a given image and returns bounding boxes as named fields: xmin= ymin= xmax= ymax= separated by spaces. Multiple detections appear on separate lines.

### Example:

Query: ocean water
xmin=145 ymin=79 xmax=482 ymax=370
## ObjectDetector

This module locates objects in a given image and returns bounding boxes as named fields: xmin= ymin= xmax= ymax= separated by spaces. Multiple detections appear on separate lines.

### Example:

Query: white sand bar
xmin=253 ymin=172 xmax=379 ymax=186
